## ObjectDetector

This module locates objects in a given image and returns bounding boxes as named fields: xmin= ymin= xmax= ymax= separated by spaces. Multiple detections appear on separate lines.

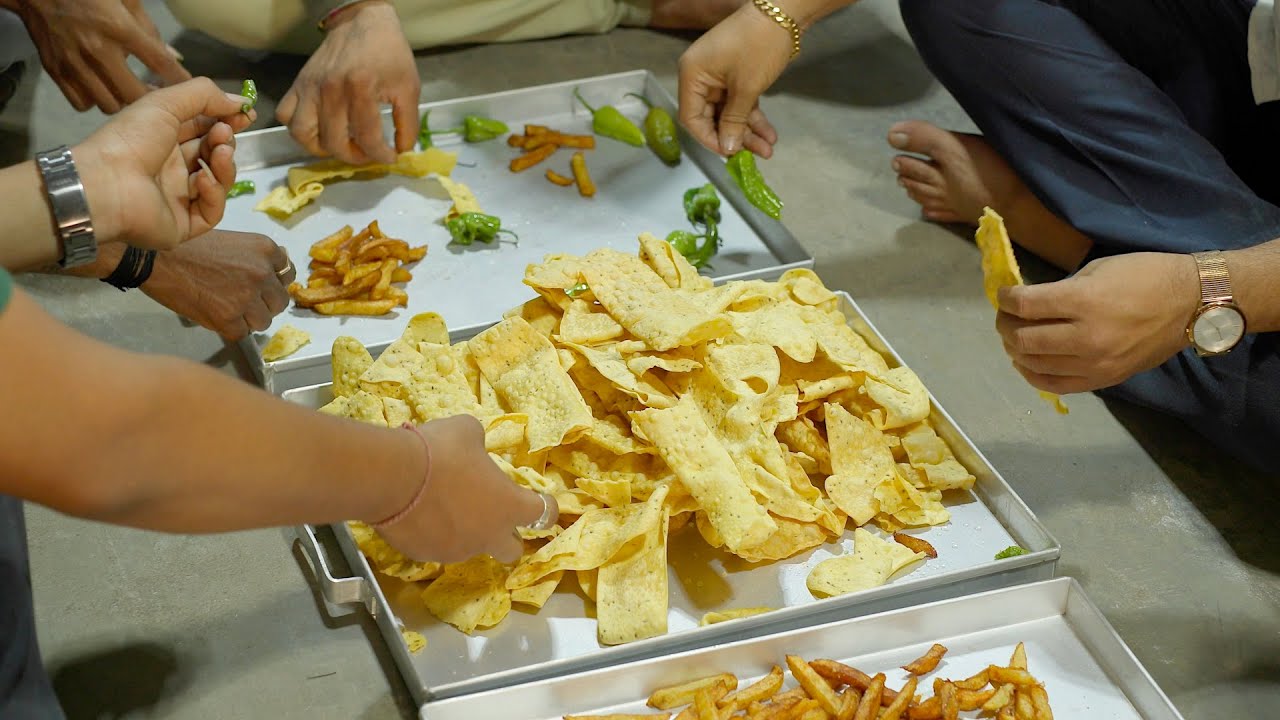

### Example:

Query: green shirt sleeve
xmin=0 ymin=267 xmax=11 ymax=316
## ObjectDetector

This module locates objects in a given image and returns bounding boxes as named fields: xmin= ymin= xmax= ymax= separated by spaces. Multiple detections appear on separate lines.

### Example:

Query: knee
xmin=898 ymin=0 xmax=989 ymax=60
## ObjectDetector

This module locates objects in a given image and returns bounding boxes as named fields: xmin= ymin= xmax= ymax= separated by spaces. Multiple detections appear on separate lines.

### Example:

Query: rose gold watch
xmin=1186 ymin=251 xmax=1247 ymax=356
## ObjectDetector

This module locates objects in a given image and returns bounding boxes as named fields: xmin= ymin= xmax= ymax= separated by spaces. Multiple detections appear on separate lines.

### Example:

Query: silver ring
xmin=276 ymin=258 xmax=293 ymax=279
xmin=522 ymin=492 xmax=559 ymax=533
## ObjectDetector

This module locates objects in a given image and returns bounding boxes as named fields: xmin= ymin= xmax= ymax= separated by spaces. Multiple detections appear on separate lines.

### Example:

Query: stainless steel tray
xmin=417 ymin=578 xmax=1183 ymax=720
xmin=287 ymin=290 xmax=1061 ymax=705
xmin=220 ymin=70 xmax=813 ymax=394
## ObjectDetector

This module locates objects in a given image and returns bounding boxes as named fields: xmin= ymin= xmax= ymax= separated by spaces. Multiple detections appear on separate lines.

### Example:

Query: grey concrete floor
xmin=3 ymin=1 xmax=1278 ymax=718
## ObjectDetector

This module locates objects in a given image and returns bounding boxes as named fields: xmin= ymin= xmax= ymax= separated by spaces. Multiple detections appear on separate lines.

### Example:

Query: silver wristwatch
xmin=36 ymin=146 xmax=97 ymax=269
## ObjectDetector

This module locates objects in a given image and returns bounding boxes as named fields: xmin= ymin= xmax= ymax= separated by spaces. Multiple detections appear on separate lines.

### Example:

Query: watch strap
xmin=1191 ymin=250 xmax=1233 ymax=304
xmin=36 ymin=146 xmax=97 ymax=269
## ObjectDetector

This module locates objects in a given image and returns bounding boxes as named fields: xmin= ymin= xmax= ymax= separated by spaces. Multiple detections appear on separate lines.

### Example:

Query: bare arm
xmin=1227 ymin=238 xmax=1280 ymax=333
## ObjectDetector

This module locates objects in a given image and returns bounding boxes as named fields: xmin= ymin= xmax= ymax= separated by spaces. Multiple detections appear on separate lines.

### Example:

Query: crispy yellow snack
xmin=437 ymin=175 xmax=482 ymax=221
xmin=647 ymin=673 xmax=737 ymax=710
xmin=255 ymin=183 xmax=324 ymax=218
xmin=421 ymin=554 xmax=510 ymax=634
xmin=314 ymin=299 xmax=398 ymax=316
xmin=807 ymin=528 xmax=926 ymax=598
xmin=975 ymin=208 xmax=1068 ymax=415
xmin=400 ymin=629 xmax=427 ymax=654
xmin=261 ymin=324 xmax=311 ymax=362
xmin=597 ymin=508 xmax=669 ymax=645
xmin=700 ymin=607 xmax=775 ymax=626
xmin=259 ymin=149 xmax=458 ymax=219
xmin=786 ymin=655 xmax=842 ymax=716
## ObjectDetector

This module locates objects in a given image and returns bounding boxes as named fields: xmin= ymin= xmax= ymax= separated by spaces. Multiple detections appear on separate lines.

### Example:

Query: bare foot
xmin=887 ymin=120 xmax=1093 ymax=272
xmin=649 ymin=0 xmax=745 ymax=30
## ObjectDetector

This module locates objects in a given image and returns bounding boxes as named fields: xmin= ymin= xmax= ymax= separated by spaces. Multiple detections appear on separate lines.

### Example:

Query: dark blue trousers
xmin=0 ymin=497 xmax=63 ymax=718
xmin=900 ymin=0 xmax=1280 ymax=470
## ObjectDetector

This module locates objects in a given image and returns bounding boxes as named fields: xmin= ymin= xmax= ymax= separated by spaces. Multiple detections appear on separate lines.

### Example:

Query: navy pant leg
xmin=899 ymin=0 xmax=1280 ymax=467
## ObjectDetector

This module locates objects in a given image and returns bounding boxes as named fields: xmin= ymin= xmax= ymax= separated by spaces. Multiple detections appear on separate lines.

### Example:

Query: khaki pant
xmin=164 ymin=0 xmax=652 ymax=55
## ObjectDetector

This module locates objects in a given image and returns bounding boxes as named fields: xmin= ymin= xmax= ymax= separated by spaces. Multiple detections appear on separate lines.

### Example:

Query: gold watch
xmin=1186 ymin=251 xmax=1247 ymax=356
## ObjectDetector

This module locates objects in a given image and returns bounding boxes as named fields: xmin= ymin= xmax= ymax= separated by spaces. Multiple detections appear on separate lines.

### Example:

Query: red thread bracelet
xmin=373 ymin=422 xmax=432 ymax=530
xmin=317 ymin=0 xmax=379 ymax=31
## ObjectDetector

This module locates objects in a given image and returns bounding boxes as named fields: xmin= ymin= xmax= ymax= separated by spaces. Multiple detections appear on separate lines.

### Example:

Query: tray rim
xmin=284 ymin=289 xmax=1062 ymax=703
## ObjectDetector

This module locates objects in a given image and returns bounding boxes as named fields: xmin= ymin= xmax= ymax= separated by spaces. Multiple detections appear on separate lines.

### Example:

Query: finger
xmin=742 ymin=128 xmax=774 ymax=160
xmin=1009 ymin=352 xmax=1087 ymax=378
xmin=350 ymin=85 xmax=397 ymax=165
xmin=391 ymin=81 xmax=420 ymax=153
xmin=747 ymin=107 xmax=777 ymax=146
xmin=996 ymin=313 xmax=1079 ymax=357
xmin=272 ymin=244 xmax=297 ymax=287
xmin=677 ymin=59 xmax=724 ymax=154
xmin=923 ymin=208 xmax=963 ymax=223
xmin=487 ymin=532 xmax=525 ymax=566
xmin=286 ymin=90 xmax=326 ymax=158
xmin=142 ymin=78 xmax=254 ymax=137
xmin=276 ymin=89 xmax=299 ymax=125
xmin=997 ymin=282 xmax=1077 ymax=321
xmin=67 ymin=53 xmax=121 ymax=113
xmin=715 ymin=86 xmax=760 ymax=156
xmin=189 ymin=164 xmax=226 ymax=237
xmin=53 ymin=72 xmax=93 ymax=112
xmin=218 ymin=317 xmax=252 ymax=342
xmin=893 ymin=155 xmax=945 ymax=187
xmin=123 ymin=20 xmax=191 ymax=87
xmin=86 ymin=47 xmax=149 ymax=106
xmin=243 ymin=297 xmax=275 ymax=333
xmin=262 ymin=281 xmax=290 ymax=316
xmin=205 ymin=142 xmax=237 ymax=189
xmin=1011 ymin=361 xmax=1094 ymax=395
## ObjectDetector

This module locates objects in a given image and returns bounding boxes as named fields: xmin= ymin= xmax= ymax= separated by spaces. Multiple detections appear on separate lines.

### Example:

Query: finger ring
xmin=518 ymin=492 xmax=559 ymax=535
xmin=276 ymin=258 xmax=293 ymax=279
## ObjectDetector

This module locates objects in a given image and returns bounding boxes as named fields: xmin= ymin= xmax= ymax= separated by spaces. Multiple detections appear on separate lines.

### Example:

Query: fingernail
xmin=889 ymin=132 xmax=909 ymax=149
xmin=720 ymin=134 xmax=741 ymax=155
xmin=226 ymin=93 xmax=252 ymax=106
xmin=897 ymin=177 xmax=906 ymax=187
xmin=891 ymin=158 xmax=902 ymax=172
xmin=167 ymin=44 xmax=185 ymax=61
xmin=196 ymin=157 xmax=215 ymax=180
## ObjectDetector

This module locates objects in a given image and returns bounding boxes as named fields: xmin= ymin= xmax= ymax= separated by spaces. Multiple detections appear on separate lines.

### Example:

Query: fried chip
xmin=864 ymin=367 xmax=930 ymax=430
xmin=436 ymin=175 xmax=482 ymax=220
xmin=261 ymin=324 xmax=311 ymax=362
xmin=806 ymin=528 xmax=926 ymax=598
xmin=348 ymin=521 xmax=442 ymax=582
xmin=510 ymin=570 xmax=562 ymax=609
xmin=631 ymin=398 xmax=776 ymax=553
xmin=597 ymin=509 xmax=669 ymax=645
xmin=255 ymin=183 xmax=324 ymax=218
xmin=258 ymin=149 xmax=457 ymax=219
xmin=699 ymin=607 xmax=774 ymax=626
xmin=471 ymin=317 xmax=592 ymax=451
xmin=332 ymin=336 xmax=373 ymax=398
xmin=824 ymin=405 xmax=894 ymax=526
xmin=560 ymin=298 xmax=626 ymax=345
xmin=401 ymin=629 xmax=427 ymax=654
xmin=421 ymin=555 xmax=511 ymax=634
xmin=638 ymin=231 xmax=711 ymax=291
xmin=976 ymin=208 xmax=1069 ymax=415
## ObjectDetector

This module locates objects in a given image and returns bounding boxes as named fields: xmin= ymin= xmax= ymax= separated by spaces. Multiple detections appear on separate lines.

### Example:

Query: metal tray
xmin=417 ymin=578 xmax=1183 ymax=720
xmin=220 ymin=70 xmax=813 ymax=394
xmin=287 ymin=290 xmax=1061 ymax=706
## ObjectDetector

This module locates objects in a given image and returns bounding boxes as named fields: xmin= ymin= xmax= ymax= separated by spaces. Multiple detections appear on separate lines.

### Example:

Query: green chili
xmin=421 ymin=112 xmax=508 ymax=147
xmin=566 ymin=282 xmax=590 ymax=298
xmin=994 ymin=546 xmax=1029 ymax=560
xmin=226 ymin=179 xmax=256 ymax=198
xmin=666 ymin=184 xmax=724 ymax=269
xmin=683 ymin=183 xmax=721 ymax=228
xmin=665 ymin=229 xmax=718 ymax=269
xmin=418 ymin=110 xmax=434 ymax=149
xmin=626 ymin=93 xmax=681 ymax=165
xmin=239 ymin=79 xmax=257 ymax=114
xmin=726 ymin=150 xmax=783 ymax=220
xmin=446 ymin=212 xmax=518 ymax=246
xmin=573 ymin=88 xmax=645 ymax=147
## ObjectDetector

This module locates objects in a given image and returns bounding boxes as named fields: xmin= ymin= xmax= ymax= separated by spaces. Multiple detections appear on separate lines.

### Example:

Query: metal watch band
xmin=36 ymin=146 xmax=97 ymax=269
xmin=1191 ymin=250 xmax=1233 ymax=304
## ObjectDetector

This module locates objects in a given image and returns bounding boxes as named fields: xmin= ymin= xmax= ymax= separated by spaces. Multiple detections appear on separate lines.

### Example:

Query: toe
xmin=894 ymin=157 xmax=945 ymax=189
xmin=923 ymin=208 xmax=963 ymax=223
xmin=901 ymin=177 xmax=944 ymax=201
xmin=887 ymin=119 xmax=965 ymax=163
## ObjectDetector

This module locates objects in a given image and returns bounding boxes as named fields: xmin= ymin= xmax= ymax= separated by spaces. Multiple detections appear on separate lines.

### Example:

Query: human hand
xmin=996 ymin=252 xmax=1200 ymax=394
xmin=73 ymin=77 xmax=255 ymax=251
xmin=677 ymin=4 xmax=784 ymax=158
xmin=13 ymin=0 xmax=190 ymax=113
xmin=378 ymin=416 xmax=547 ymax=565
xmin=276 ymin=0 xmax=420 ymax=165
xmin=141 ymin=230 xmax=294 ymax=341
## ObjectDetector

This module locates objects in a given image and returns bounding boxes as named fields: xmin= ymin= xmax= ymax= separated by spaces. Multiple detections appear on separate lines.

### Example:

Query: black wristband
xmin=101 ymin=246 xmax=157 ymax=291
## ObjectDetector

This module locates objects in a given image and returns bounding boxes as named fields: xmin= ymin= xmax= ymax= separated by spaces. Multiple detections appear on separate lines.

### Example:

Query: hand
xmin=276 ymin=1 xmax=420 ymax=165
xmin=13 ymin=0 xmax=190 ymax=113
xmin=142 ymin=230 xmax=295 ymax=341
xmin=73 ymin=77 xmax=255 ymax=251
xmin=996 ymin=252 xmax=1200 ymax=394
xmin=378 ymin=416 xmax=546 ymax=565
xmin=677 ymin=4 xmax=783 ymax=158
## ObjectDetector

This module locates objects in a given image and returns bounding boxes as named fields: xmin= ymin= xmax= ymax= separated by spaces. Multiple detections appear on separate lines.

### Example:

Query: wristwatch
xmin=1186 ymin=250 xmax=1246 ymax=356
xmin=36 ymin=145 xmax=97 ymax=269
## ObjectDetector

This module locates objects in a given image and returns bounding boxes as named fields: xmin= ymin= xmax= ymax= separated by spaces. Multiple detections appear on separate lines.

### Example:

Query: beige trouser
xmin=165 ymin=0 xmax=652 ymax=55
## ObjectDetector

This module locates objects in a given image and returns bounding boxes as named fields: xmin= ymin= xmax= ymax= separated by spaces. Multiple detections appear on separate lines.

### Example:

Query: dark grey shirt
xmin=1 ymin=496 xmax=63 ymax=718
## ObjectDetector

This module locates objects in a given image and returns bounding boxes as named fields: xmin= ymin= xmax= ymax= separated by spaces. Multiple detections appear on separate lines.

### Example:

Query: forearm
xmin=778 ymin=0 xmax=860 ymax=29
xmin=1227 ymin=239 xmax=1280 ymax=333
xmin=0 ymin=161 xmax=61 ymax=271
xmin=0 ymin=291 xmax=421 ymax=532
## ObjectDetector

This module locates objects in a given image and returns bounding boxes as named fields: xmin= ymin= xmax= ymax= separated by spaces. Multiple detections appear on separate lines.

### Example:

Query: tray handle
xmin=294 ymin=524 xmax=380 ymax=619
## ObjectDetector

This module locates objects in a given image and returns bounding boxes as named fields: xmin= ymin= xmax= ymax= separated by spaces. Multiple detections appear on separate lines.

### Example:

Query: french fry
xmin=367 ymin=219 xmax=385 ymax=238
xmin=355 ymin=238 xmax=409 ymax=263
xmin=288 ymin=272 xmax=379 ymax=307
xmin=386 ymin=286 xmax=409 ymax=307
xmin=510 ymin=143 xmax=556 ymax=172
xmin=809 ymin=661 xmax=899 ymax=707
xmin=525 ymin=124 xmax=550 ymax=136
xmin=371 ymin=258 xmax=398 ymax=300
xmin=343 ymin=261 xmax=383 ymax=285
xmin=850 ymin=673 xmax=883 ymax=720
xmin=313 ymin=299 xmax=397 ymax=316
xmin=958 ymin=688 xmax=997 ymax=711
xmin=391 ymin=267 xmax=413 ymax=283
xmin=525 ymin=132 xmax=595 ymax=150
xmin=546 ymin=169 xmax=576 ymax=187
xmin=795 ymin=708 xmax=826 ymax=720
xmin=982 ymin=684 xmax=1016 ymax=714
xmin=1010 ymin=643 xmax=1028 ymax=671
xmin=1028 ymin=686 xmax=1053 ymax=720
xmin=781 ymin=699 xmax=820 ymax=720
xmin=307 ymin=224 xmax=353 ymax=262
xmin=833 ymin=691 xmax=858 ymax=720
xmin=647 ymin=673 xmax=737 ymax=710
xmin=1014 ymin=688 xmax=1035 ymax=720
xmin=564 ymin=716 xmax=670 ymax=720
xmin=892 ymin=532 xmax=938 ymax=558
xmin=988 ymin=667 xmax=1040 ymax=686
xmin=747 ymin=696 xmax=800 ymax=720
xmin=906 ymin=697 xmax=940 ymax=720
xmin=878 ymin=676 xmax=915 ymax=720
xmin=694 ymin=686 xmax=726 ymax=720
xmin=997 ymin=704 xmax=1016 ymax=720
xmin=571 ymin=150 xmax=595 ymax=197
xmin=952 ymin=668 xmax=989 ymax=691
xmin=939 ymin=682 xmax=959 ymax=720
xmin=307 ymin=277 xmax=336 ymax=288
xmin=508 ymin=134 xmax=529 ymax=148
xmin=720 ymin=666 xmax=783 ymax=712
xmin=902 ymin=644 xmax=947 ymax=675
xmin=400 ymin=245 xmax=427 ymax=262
xmin=786 ymin=656 xmax=841 ymax=716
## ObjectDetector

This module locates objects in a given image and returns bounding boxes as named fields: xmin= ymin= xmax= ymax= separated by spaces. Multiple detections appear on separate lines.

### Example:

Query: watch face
xmin=1193 ymin=304 xmax=1246 ymax=353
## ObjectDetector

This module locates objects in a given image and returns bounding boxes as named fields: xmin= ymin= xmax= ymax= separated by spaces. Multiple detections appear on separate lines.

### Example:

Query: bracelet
xmin=317 ymin=0 xmax=380 ymax=31
xmin=101 ymin=246 xmax=157 ymax=291
xmin=751 ymin=0 xmax=803 ymax=60
xmin=373 ymin=422 xmax=433 ymax=530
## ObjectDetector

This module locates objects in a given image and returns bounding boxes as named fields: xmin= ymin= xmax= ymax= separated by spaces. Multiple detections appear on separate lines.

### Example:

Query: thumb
xmin=717 ymin=88 xmax=758 ymax=156
xmin=997 ymin=281 xmax=1072 ymax=321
